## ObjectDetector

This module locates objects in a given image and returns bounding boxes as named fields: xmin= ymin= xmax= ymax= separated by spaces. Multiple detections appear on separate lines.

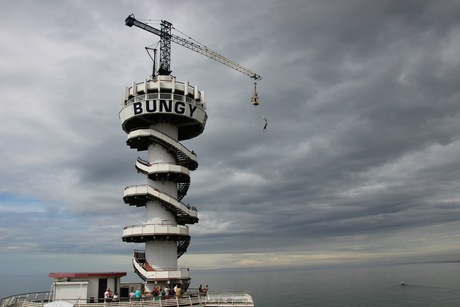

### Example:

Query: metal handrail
xmin=2 ymin=290 xmax=254 ymax=307
xmin=1 ymin=291 xmax=51 ymax=307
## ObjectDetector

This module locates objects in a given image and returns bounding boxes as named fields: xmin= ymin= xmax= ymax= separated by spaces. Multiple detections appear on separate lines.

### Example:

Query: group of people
xmin=128 ymin=284 xmax=183 ymax=301
xmin=104 ymin=288 xmax=119 ymax=302
xmin=129 ymin=288 xmax=143 ymax=301
xmin=198 ymin=284 xmax=209 ymax=295
xmin=105 ymin=283 xmax=209 ymax=302
xmin=149 ymin=285 xmax=179 ymax=300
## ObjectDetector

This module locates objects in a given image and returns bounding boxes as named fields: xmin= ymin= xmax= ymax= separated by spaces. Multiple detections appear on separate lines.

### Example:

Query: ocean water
xmin=1 ymin=262 xmax=459 ymax=306
xmin=190 ymin=262 xmax=460 ymax=306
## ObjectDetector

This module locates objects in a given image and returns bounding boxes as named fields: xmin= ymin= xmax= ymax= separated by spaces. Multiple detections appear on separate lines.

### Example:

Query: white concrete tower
xmin=119 ymin=75 xmax=207 ymax=292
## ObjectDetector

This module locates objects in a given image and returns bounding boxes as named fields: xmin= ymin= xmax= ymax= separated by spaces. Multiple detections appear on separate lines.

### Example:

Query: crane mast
xmin=125 ymin=14 xmax=262 ymax=81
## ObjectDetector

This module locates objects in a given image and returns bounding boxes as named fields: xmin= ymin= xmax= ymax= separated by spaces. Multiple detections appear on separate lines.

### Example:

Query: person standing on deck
xmin=175 ymin=285 xmax=182 ymax=298
xmin=135 ymin=288 xmax=141 ymax=301
xmin=164 ymin=285 xmax=170 ymax=299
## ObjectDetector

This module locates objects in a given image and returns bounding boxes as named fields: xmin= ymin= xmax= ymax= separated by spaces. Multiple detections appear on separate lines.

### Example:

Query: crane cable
xmin=172 ymin=26 xmax=209 ymax=50
xmin=250 ymin=82 xmax=268 ymax=132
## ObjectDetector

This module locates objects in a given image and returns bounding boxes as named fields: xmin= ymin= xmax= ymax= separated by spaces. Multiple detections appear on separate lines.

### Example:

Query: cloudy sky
xmin=1 ymin=0 xmax=460 ymax=279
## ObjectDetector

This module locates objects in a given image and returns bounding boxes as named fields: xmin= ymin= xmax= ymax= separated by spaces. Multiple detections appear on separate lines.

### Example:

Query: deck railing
xmin=1 ymin=291 xmax=52 ymax=307
xmin=2 ymin=291 xmax=254 ymax=307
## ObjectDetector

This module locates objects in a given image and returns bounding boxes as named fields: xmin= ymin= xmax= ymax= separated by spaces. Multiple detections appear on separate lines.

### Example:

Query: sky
xmin=1 ymin=0 xmax=460 ymax=281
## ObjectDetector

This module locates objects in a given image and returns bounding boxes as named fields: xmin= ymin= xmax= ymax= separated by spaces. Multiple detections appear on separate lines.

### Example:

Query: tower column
xmin=120 ymin=75 xmax=207 ymax=291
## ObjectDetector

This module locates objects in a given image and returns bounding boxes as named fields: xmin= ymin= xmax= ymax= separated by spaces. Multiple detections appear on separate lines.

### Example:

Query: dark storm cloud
xmin=185 ymin=0 xmax=460 ymax=256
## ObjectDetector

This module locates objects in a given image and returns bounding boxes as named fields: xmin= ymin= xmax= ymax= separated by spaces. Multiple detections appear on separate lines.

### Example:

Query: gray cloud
xmin=1 ymin=0 xmax=460 ymax=273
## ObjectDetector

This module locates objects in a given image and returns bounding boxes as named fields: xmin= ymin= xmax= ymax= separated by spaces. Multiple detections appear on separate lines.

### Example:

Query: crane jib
xmin=125 ymin=14 xmax=262 ymax=81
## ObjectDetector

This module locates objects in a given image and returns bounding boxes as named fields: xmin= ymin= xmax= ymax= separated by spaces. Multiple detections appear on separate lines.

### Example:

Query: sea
xmin=1 ymin=262 xmax=459 ymax=306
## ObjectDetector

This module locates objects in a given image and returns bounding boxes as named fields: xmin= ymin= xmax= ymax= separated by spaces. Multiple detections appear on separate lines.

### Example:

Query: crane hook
xmin=251 ymin=82 xmax=260 ymax=106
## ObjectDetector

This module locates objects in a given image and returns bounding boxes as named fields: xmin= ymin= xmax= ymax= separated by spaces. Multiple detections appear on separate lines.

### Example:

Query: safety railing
xmin=1 ymin=291 xmax=52 ymax=307
xmin=2 ymin=290 xmax=254 ymax=307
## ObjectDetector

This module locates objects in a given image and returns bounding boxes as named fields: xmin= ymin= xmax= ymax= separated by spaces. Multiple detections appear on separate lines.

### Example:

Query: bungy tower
xmin=120 ymin=15 xmax=261 ymax=295
xmin=119 ymin=76 xmax=207 ymax=292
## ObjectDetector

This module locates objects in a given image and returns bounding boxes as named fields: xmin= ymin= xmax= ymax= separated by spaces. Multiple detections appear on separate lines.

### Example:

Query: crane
xmin=125 ymin=14 xmax=262 ymax=106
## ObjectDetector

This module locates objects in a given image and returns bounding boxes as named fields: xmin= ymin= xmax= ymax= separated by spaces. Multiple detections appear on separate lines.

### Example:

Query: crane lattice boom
xmin=125 ymin=14 xmax=262 ymax=81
